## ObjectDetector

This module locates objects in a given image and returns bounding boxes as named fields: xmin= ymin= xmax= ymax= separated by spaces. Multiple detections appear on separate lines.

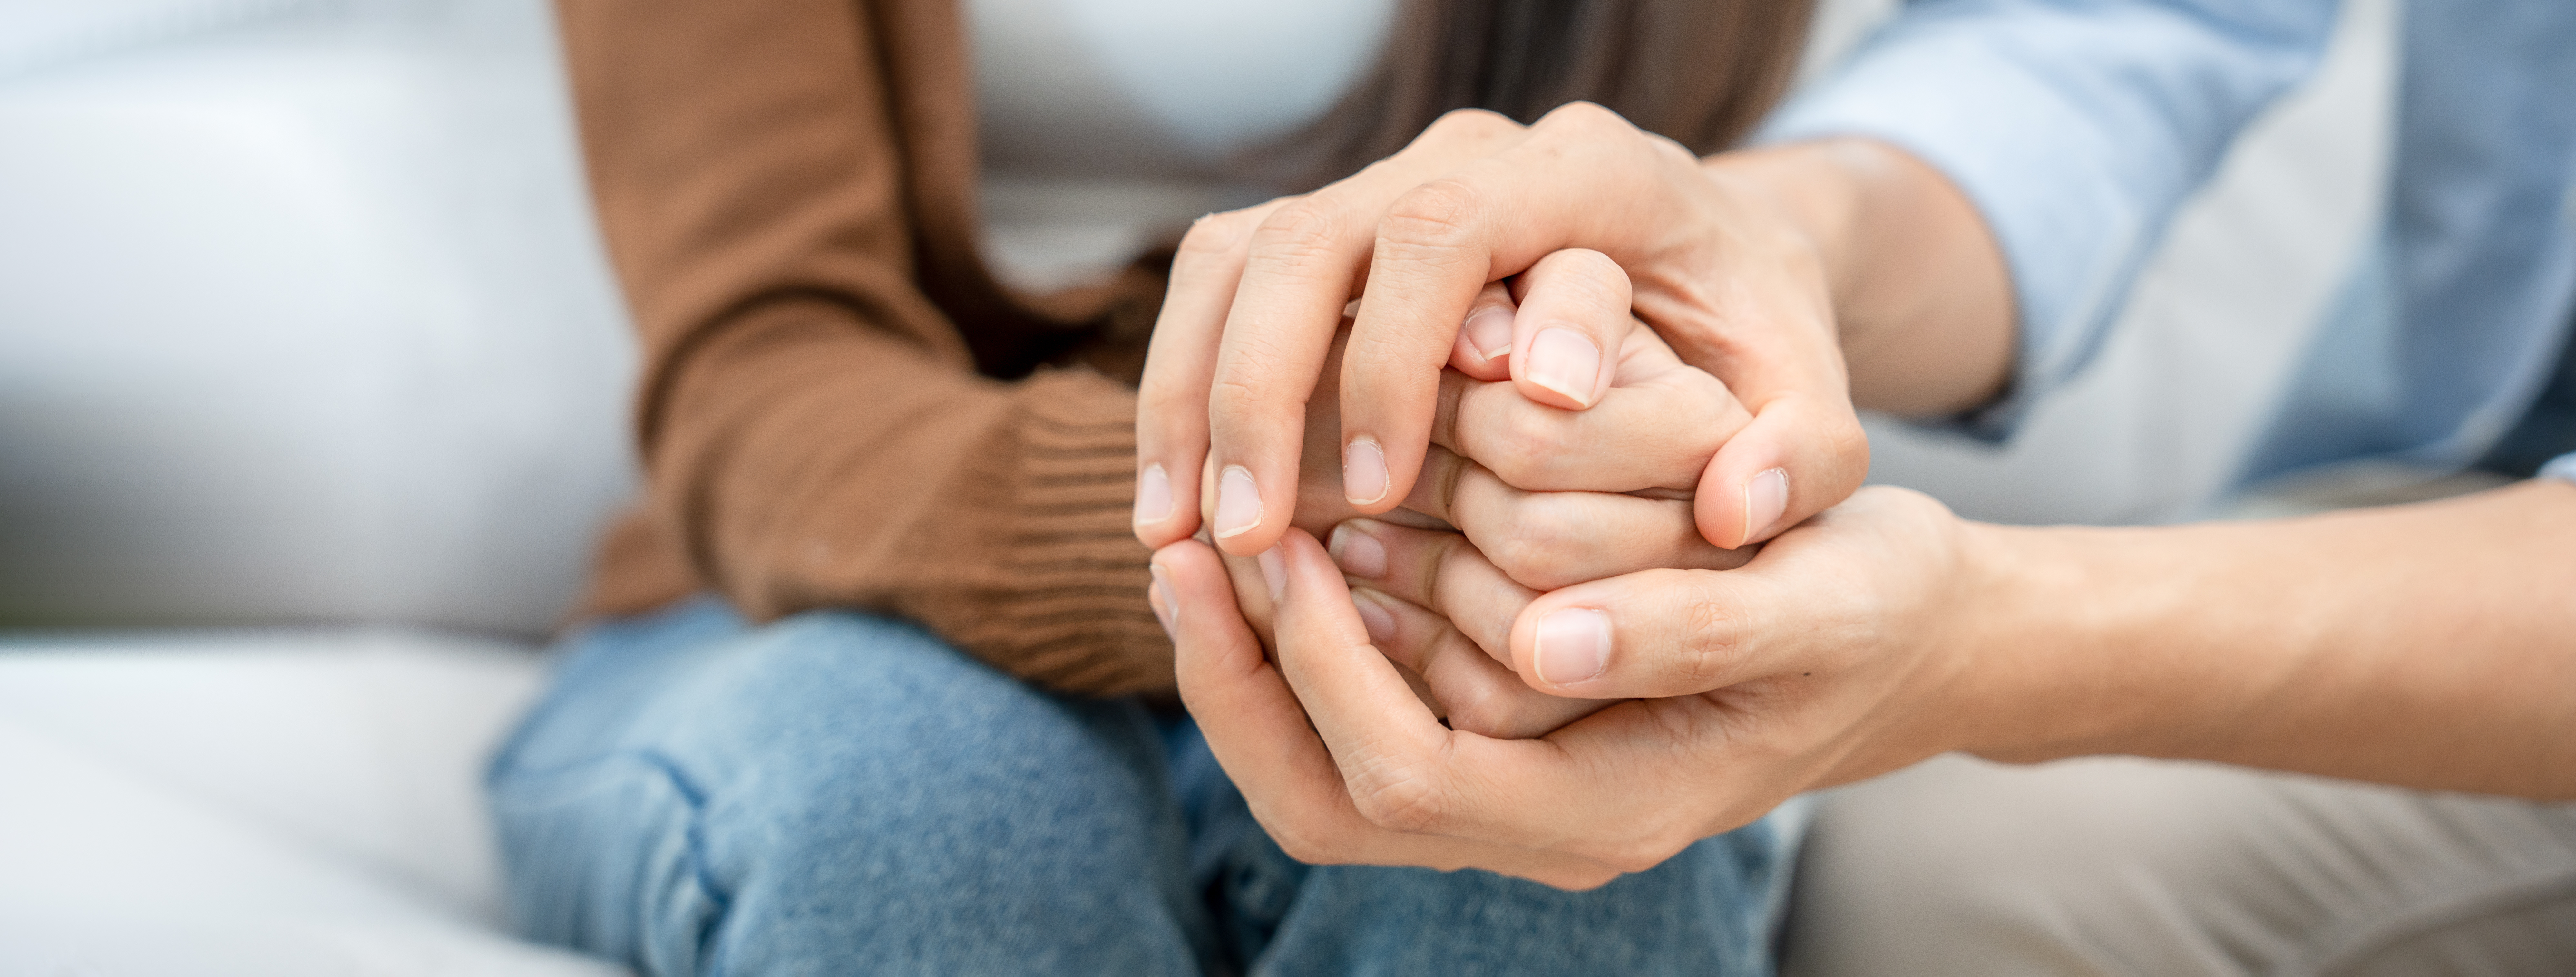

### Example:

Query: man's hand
xmin=1164 ymin=479 xmax=2576 ymax=890
xmin=1157 ymin=494 xmax=1975 ymax=885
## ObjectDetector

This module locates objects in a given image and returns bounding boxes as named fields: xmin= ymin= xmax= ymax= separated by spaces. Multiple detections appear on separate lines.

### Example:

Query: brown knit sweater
xmin=559 ymin=0 xmax=1178 ymax=695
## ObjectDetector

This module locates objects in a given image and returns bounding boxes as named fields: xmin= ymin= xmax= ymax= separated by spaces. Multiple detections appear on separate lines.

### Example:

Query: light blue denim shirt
xmin=1762 ymin=0 xmax=2576 ymax=486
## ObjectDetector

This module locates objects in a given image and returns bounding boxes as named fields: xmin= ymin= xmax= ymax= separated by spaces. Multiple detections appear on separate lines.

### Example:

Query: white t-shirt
xmin=965 ymin=0 xmax=1399 ymax=291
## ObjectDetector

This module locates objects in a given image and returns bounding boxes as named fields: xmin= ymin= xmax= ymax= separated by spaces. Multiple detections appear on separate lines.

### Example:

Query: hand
xmin=1159 ymin=488 xmax=1980 ymax=884
xmin=1245 ymin=318 xmax=1447 ymax=545
xmin=1323 ymin=314 xmax=1766 ymax=722
xmin=1133 ymin=104 xmax=1867 ymax=561
xmin=1195 ymin=314 xmax=1605 ymax=740
xmin=1409 ymin=315 xmax=1758 ymax=589
xmin=1154 ymin=530 xmax=1625 ymax=891
xmin=1194 ymin=261 xmax=1755 ymax=739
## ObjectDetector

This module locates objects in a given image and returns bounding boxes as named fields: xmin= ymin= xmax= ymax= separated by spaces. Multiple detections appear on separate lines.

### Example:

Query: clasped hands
xmin=1132 ymin=106 xmax=1965 ymax=890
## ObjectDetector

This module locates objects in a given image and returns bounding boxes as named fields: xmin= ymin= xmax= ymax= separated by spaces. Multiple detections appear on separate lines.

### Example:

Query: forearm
xmin=1702 ymin=139 xmax=2015 ymax=416
xmin=1962 ymin=479 xmax=2576 ymax=797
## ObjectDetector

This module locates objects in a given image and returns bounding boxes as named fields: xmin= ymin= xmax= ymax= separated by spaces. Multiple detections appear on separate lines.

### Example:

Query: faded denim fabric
xmin=488 ymin=597 xmax=1800 ymax=976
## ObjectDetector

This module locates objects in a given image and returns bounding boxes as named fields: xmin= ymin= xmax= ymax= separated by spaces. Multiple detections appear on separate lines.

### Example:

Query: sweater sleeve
xmin=557 ymin=0 xmax=1171 ymax=694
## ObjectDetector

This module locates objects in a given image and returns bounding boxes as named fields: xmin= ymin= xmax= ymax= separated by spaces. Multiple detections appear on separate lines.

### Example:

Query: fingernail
xmin=1147 ymin=564 xmax=1178 ymax=637
xmin=1134 ymin=464 xmax=1173 ymax=526
xmin=1256 ymin=545 xmax=1286 ymax=602
xmin=1327 ymin=523 xmax=1388 ymax=578
xmin=1215 ymin=466 xmax=1263 ymax=539
xmin=1534 ymin=608 xmax=1612 ymax=686
xmin=1527 ymin=328 xmax=1602 ymax=407
xmin=1351 ymin=589 xmax=1396 ymax=645
xmin=1463 ymin=305 xmax=1515 ymax=362
xmin=1743 ymin=467 xmax=1789 ymax=543
xmin=1343 ymin=437 xmax=1390 ymax=506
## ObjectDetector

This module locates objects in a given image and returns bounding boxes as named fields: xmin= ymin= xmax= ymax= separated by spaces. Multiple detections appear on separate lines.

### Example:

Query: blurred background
xmin=0 ymin=0 xmax=2393 ymax=972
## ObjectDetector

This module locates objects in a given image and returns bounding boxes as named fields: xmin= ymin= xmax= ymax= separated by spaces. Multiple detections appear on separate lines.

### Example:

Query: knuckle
xmin=1484 ymin=526 xmax=1567 ymax=590
xmin=1424 ymin=529 xmax=1480 ymax=605
xmin=1474 ymin=454 xmax=1535 ymax=489
xmin=1176 ymin=208 xmax=1253 ymax=259
xmin=1349 ymin=763 xmax=1447 ymax=834
xmin=1452 ymin=398 xmax=1539 ymax=474
xmin=1892 ymin=485 xmax=1947 ymax=515
xmin=1421 ymin=107 xmax=1520 ymax=143
xmin=1830 ymin=415 xmax=1874 ymax=478
xmin=1488 ymin=416 xmax=1575 ymax=485
xmin=1671 ymin=580 xmax=1744 ymax=690
xmin=1136 ymin=377 xmax=1199 ymax=420
xmin=1535 ymin=101 xmax=1635 ymax=138
xmin=1205 ymin=372 xmax=1284 ymax=430
xmin=1376 ymin=178 xmax=1483 ymax=250
xmin=1640 ymin=129 xmax=1699 ymax=168
xmin=1513 ymin=505 xmax=1594 ymax=585
xmin=1547 ymin=246 xmax=1627 ymax=282
xmin=1441 ymin=687 xmax=1507 ymax=737
xmin=1267 ymin=824 xmax=1343 ymax=866
xmin=1339 ymin=320 xmax=1425 ymax=374
xmin=1482 ymin=531 xmax=1540 ymax=581
xmin=1249 ymin=199 xmax=1349 ymax=270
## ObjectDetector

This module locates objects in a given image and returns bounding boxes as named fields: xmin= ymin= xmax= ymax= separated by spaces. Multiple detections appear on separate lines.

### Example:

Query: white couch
xmin=0 ymin=0 xmax=2393 ymax=972
xmin=0 ymin=1 xmax=629 ymax=972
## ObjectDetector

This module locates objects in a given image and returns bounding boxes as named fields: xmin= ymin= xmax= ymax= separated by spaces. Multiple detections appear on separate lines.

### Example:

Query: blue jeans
xmin=487 ymin=598 xmax=1801 ymax=976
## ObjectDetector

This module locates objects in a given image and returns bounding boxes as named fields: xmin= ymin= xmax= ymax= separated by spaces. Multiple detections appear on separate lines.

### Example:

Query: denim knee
xmin=490 ymin=608 xmax=1207 ymax=976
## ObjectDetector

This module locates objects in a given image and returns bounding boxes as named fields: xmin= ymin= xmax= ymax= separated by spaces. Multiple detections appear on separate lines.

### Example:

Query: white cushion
xmin=0 ymin=0 xmax=638 ymax=636
xmin=0 ymin=631 xmax=624 ymax=976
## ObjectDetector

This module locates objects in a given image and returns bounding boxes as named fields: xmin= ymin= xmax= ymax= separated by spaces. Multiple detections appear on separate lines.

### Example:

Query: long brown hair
xmin=1281 ymin=0 xmax=1816 ymax=188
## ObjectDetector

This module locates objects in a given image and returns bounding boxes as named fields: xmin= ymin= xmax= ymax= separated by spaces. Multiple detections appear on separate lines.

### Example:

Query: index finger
xmin=1135 ymin=202 xmax=1287 ymax=549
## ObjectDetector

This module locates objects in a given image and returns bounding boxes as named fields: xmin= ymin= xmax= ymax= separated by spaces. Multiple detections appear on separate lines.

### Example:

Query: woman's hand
xmin=1153 ymin=531 xmax=1625 ymax=892
xmin=1158 ymin=488 xmax=1983 ymax=884
xmin=1194 ymin=313 xmax=1646 ymax=740
xmin=1133 ymin=104 xmax=1867 ymax=560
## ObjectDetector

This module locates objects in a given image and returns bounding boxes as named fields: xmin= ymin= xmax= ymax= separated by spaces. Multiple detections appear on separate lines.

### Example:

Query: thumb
xmin=1693 ymin=393 xmax=1869 ymax=549
xmin=1503 ymin=566 xmax=1783 ymax=699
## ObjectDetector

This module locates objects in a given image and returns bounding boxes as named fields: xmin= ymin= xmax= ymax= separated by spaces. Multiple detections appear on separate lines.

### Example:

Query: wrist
xmin=1697 ymin=145 xmax=1864 ymax=319
xmin=1698 ymin=141 xmax=1892 ymax=336
xmin=1813 ymin=503 xmax=2063 ymax=785
xmin=1946 ymin=520 xmax=2254 ymax=767
xmin=1937 ymin=520 xmax=2137 ymax=765
xmin=1705 ymin=139 xmax=2014 ymax=414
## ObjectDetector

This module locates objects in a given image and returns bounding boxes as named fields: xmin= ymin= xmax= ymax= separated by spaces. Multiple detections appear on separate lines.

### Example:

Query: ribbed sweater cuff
xmin=927 ymin=369 xmax=1171 ymax=695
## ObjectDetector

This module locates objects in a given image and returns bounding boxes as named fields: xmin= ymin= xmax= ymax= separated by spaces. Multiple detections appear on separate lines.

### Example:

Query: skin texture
xmin=1202 ymin=291 xmax=1755 ymax=740
xmin=1133 ymin=111 xmax=1989 ymax=562
xmin=1157 ymin=481 xmax=2576 ymax=889
xmin=1140 ymin=127 xmax=2576 ymax=889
